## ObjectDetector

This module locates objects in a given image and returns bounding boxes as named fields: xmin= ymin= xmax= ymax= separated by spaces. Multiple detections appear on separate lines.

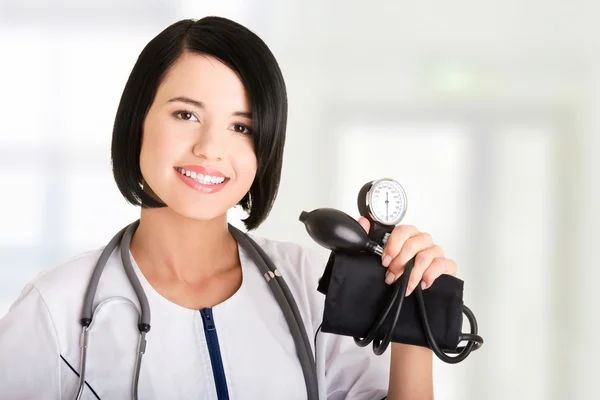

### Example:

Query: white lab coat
xmin=0 ymin=233 xmax=390 ymax=399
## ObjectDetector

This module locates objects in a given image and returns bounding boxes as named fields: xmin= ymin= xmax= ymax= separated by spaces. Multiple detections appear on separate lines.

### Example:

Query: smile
xmin=176 ymin=167 xmax=227 ymax=185
xmin=174 ymin=166 xmax=230 ymax=194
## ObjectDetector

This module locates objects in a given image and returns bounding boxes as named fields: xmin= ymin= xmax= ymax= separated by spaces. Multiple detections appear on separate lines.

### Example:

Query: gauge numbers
xmin=368 ymin=179 xmax=407 ymax=225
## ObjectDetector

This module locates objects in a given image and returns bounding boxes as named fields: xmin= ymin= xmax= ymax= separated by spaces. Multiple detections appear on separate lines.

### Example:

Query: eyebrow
xmin=167 ymin=96 xmax=252 ymax=119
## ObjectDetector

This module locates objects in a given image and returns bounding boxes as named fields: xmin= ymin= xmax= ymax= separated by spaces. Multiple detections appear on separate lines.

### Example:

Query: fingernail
xmin=406 ymin=283 xmax=414 ymax=296
xmin=385 ymin=271 xmax=395 ymax=285
xmin=382 ymin=255 xmax=392 ymax=268
xmin=420 ymin=281 xmax=428 ymax=290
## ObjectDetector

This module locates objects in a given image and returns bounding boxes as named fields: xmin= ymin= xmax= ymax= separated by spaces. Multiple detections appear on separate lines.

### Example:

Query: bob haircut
xmin=111 ymin=16 xmax=287 ymax=231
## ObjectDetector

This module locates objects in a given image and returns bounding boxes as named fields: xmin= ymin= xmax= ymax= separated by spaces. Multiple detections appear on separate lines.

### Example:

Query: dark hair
xmin=111 ymin=16 xmax=287 ymax=230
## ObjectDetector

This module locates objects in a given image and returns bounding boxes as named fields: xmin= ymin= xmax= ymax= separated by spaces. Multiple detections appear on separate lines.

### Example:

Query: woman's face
xmin=140 ymin=52 xmax=257 ymax=221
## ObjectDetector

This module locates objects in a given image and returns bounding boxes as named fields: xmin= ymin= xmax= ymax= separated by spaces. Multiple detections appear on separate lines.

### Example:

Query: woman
xmin=0 ymin=16 xmax=457 ymax=399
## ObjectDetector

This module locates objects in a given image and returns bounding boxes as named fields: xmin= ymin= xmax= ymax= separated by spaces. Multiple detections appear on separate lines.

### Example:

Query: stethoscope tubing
xmin=76 ymin=221 xmax=319 ymax=400
xmin=229 ymin=225 xmax=319 ymax=400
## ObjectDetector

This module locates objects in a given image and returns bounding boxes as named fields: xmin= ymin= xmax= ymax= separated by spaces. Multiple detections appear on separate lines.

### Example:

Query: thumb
xmin=358 ymin=216 xmax=370 ymax=234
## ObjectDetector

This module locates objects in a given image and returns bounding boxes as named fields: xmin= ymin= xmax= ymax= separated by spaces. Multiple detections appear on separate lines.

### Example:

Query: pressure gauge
xmin=358 ymin=178 xmax=408 ymax=227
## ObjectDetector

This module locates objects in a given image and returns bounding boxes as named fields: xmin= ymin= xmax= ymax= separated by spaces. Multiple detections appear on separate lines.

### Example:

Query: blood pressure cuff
xmin=317 ymin=251 xmax=465 ymax=350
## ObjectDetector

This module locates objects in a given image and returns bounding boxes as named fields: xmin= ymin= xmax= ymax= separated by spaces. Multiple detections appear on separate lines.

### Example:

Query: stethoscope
xmin=76 ymin=219 xmax=320 ymax=400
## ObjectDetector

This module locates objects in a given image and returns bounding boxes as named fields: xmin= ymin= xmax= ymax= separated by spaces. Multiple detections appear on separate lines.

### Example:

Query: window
xmin=328 ymin=112 xmax=564 ymax=400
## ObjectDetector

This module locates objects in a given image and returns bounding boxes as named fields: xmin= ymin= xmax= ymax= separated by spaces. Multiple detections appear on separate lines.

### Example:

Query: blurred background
xmin=0 ymin=0 xmax=598 ymax=399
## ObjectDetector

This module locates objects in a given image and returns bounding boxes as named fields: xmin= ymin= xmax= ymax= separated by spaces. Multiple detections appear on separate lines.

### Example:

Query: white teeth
xmin=177 ymin=168 xmax=226 ymax=185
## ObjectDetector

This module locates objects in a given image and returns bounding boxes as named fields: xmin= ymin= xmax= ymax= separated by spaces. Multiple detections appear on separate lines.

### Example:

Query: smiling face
xmin=139 ymin=52 xmax=257 ymax=221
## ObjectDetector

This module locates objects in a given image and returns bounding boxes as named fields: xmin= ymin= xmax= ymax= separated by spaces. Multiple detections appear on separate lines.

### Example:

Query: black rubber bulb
xmin=299 ymin=208 xmax=384 ymax=255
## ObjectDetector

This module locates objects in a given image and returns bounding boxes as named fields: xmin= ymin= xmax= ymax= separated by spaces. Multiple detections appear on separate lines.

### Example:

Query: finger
xmin=419 ymin=258 xmax=456 ymax=292
xmin=385 ymin=232 xmax=435 ymax=285
xmin=447 ymin=258 xmax=458 ymax=276
xmin=357 ymin=217 xmax=370 ymax=234
xmin=423 ymin=257 xmax=458 ymax=283
xmin=381 ymin=225 xmax=419 ymax=268
xmin=421 ymin=258 xmax=448 ymax=290
xmin=404 ymin=247 xmax=444 ymax=295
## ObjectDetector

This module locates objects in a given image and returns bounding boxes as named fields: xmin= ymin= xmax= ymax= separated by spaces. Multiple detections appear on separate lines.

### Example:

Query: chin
xmin=160 ymin=190 xmax=242 ymax=223
xmin=161 ymin=205 xmax=225 ymax=223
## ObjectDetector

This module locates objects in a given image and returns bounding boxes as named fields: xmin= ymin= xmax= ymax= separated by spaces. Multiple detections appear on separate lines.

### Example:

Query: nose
xmin=192 ymin=125 xmax=223 ymax=161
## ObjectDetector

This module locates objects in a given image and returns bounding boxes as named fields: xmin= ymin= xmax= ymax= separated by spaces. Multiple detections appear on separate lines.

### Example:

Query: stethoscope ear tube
xmin=76 ymin=224 xmax=128 ymax=400
xmin=228 ymin=225 xmax=320 ymax=400
xmin=120 ymin=221 xmax=151 ymax=400
xmin=120 ymin=221 xmax=151 ymax=332
xmin=80 ymin=225 xmax=129 ymax=327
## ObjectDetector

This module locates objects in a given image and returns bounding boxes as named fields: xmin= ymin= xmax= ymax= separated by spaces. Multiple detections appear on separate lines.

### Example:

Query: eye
xmin=173 ymin=110 xmax=198 ymax=122
xmin=231 ymin=123 xmax=252 ymax=135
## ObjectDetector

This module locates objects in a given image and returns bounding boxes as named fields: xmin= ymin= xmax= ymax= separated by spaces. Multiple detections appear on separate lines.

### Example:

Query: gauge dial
xmin=367 ymin=178 xmax=407 ymax=225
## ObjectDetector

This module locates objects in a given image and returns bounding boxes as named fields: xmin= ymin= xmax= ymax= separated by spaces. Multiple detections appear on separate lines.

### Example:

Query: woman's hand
xmin=357 ymin=217 xmax=458 ymax=296
xmin=358 ymin=217 xmax=456 ymax=399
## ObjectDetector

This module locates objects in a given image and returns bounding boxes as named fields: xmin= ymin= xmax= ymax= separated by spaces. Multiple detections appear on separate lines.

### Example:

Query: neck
xmin=129 ymin=207 xmax=239 ymax=285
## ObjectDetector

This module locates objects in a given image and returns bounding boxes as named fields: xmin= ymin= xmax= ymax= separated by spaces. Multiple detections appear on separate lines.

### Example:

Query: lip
xmin=177 ymin=165 xmax=228 ymax=178
xmin=174 ymin=167 xmax=230 ymax=194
